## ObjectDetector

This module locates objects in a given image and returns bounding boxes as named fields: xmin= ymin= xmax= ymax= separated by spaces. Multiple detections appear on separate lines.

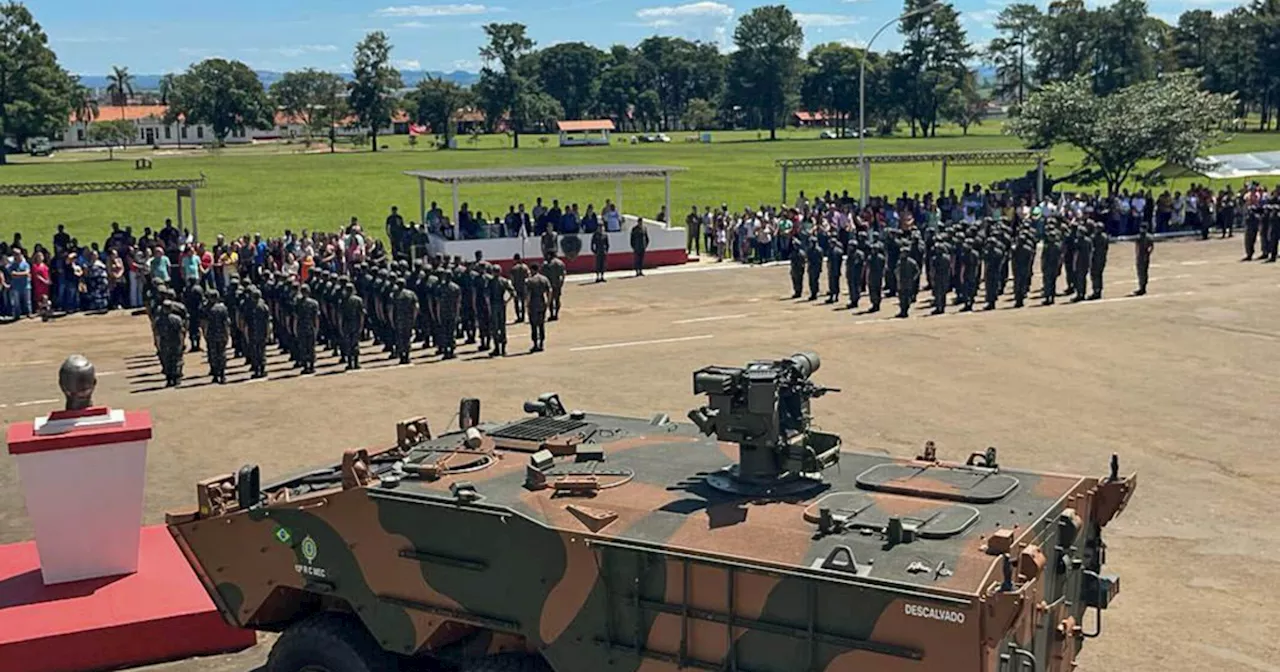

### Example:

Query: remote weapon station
xmin=168 ymin=352 xmax=1135 ymax=672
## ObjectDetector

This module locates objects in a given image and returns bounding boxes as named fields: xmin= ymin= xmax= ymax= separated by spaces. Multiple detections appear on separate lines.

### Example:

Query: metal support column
xmin=418 ymin=177 xmax=427 ymax=227
xmin=781 ymin=166 xmax=789 ymax=204
xmin=663 ymin=173 xmax=671 ymax=224
xmin=1036 ymin=158 xmax=1045 ymax=202
xmin=615 ymin=178 xmax=623 ymax=218
xmin=176 ymin=191 xmax=183 ymax=229
xmin=451 ymin=180 xmax=460 ymax=228
xmin=940 ymin=157 xmax=948 ymax=196
xmin=190 ymin=188 xmax=198 ymax=241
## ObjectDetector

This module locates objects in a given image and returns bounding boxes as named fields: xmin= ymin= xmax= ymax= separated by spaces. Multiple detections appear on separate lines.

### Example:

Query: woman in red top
xmin=198 ymin=243 xmax=213 ymax=288
xmin=31 ymin=249 xmax=51 ymax=313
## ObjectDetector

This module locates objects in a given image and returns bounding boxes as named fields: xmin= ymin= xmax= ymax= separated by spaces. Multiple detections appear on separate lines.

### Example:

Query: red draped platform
xmin=0 ymin=525 xmax=257 ymax=672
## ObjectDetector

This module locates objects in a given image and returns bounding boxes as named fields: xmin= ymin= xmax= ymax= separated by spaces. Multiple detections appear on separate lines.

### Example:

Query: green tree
xmin=515 ymin=91 xmax=563 ymax=132
xmin=1089 ymin=0 xmax=1155 ymax=95
xmin=536 ymin=42 xmax=604 ymax=120
xmin=166 ymin=58 xmax=272 ymax=145
xmin=986 ymin=3 xmax=1040 ymax=106
xmin=800 ymin=42 xmax=860 ymax=137
xmin=477 ymin=22 xmax=535 ymax=148
xmin=636 ymin=89 xmax=661 ymax=131
xmin=898 ymin=0 xmax=972 ymax=137
xmin=942 ymin=70 xmax=986 ymax=135
xmin=408 ymin=76 xmax=472 ymax=148
xmin=1008 ymin=72 xmax=1236 ymax=195
xmin=87 ymin=118 xmax=133 ymax=159
xmin=270 ymin=69 xmax=345 ymax=143
xmin=1251 ymin=0 xmax=1280 ymax=130
xmin=106 ymin=65 xmax=133 ymax=109
xmin=598 ymin=51 xmax=639 ymax=131
xmin=0 ymin=2 xmax=75 ymax=165
xmin=731 ymin=5 xmax=804 ymax=141
xmin=681 ymin=97 xmax=717 ymax=130
xmin=1033 ymin=0 xmax=1092 ymax=85
xmin=348 ymin=31 xmax=403 ymax=152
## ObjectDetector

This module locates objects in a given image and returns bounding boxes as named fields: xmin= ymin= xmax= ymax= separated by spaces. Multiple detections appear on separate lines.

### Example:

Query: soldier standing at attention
xmin=226 ymin=278 xmax=243 ymax=358
xmin=686 ymin=205 xmax=702 ymax=257
xmin=844 ymin=240 xmax=865 ymax=310
xmin=630 ymin=219 xmax=650 ymax=276
xmin=961 ymin=238 xmax=981 ymax=312
xmin=788 ymin=234 xmax=806 ymax=298
xmin=825 ymin=238 xmax=843 ymax=304
xmin=1089 ymin=222 xmax=1109 ymax=300
xmin=203 ymin=292 xmax=230 ymax=384
xmin=541 ymin=228 xmax=558 ymax=261
xmin=475 ymin=264 xmax=492 ymax=353
xmin=488 ymin=266 xmax=512 ymax=357
xmin=459 ymin=263 xmax=477 ymax=345
xmin=929 ymin=241 xmax=951 ymax=315
xmin=158 ymin=306 xmax=186 ymax=387
xmin=896 ymin=253 xmax=920 ymax=319
xmin=1061 ymin=226 xmax=1078 ymax=296
xmin=983 ymin=239 xmax=1004 ymax=311
xmin=884 ymin=231 xmax=900 ymax=297
xmin=183 ymin=278 xmax=204 ymax=352
xmin=247 ymin=287 xmax=271 ymax=379
xmin=509 ymin=255 xmax=529 ymax=322
xmin=295 ymin=285 xmax=319 ymax=374
xmin=392 ymin=279 xmax=418 ymax=365
xmin=525 ymin=263 xmax=551 ymax=352
xmin=438 ymin=271 xmax=461 ymax=360
xmin=340 ymin=282 xmax=365 ymax=370
xmin=1073 ymin=225 xmax=1093 ymax=303
xmin=1011 ymin=237 xmax=1033 ymax=308
xmin=866 ymin=241 xmax=886 ymax=313
xmin=591 ymin=226 xmax=609 ymax=282
xmin=1134 ymin=224 xmax=1154 ymax=296
xmin=545 ymin=255 xmax=566 ymax=321
xmin=805 ymin=237 xmax=822 ymax=301
xmin=1041 ymin=229 xmax=1062 ymax=305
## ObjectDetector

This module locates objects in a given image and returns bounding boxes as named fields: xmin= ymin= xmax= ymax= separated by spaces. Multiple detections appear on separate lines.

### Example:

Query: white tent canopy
xmin=1180 ymin=151 xmax=1280 ymax=180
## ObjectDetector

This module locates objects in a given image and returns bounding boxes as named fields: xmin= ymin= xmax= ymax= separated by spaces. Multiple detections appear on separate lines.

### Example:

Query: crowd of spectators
xmin=4 ymin=180 xmax=1273 ymax=320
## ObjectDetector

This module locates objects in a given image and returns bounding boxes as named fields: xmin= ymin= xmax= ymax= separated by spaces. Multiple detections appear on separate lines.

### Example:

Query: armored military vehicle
xmin=167 ymin=352 xmax=1135 ymax=672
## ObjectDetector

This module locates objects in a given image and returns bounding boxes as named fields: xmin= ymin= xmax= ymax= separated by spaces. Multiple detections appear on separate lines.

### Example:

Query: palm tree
xmin=72 ymin=84 xmax=99 ymax=129
xmin=158 ymin=73 xmax=176 ymax=106
xmin=106 ymin=66 xmax=135 ymax=113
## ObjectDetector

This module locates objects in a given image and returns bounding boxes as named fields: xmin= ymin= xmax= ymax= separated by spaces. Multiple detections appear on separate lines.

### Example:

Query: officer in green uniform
xmin=295 ymin=285 xmax=319 ymax=374
xmin=182 ymin=278 xmax=204 ymax=352
xmin=983 ymin=239 xmax=1004 ymax=310
xmin=544 ymin=255 xmax=566 ymax=321
xmin=961 ymin=238 xmax=980 ymax=312
xmin=789 ymin=235 xmax=806 ymax=299
xmin=1134 ymin=224 xmax=1154 ymax=296
xmin=1011 ymin=237 xmax=1033 ymax=308
xmin=866 ymin=241 xmax=885 ymax=313
xmin=844 ymin=240 xmax=865 ymax=310
xmin=896 ymin=254 xmax=920 ymax=318
xmin=1089 ymin=222 xmax=1108 ymax=300
xmin=929 ymin=241 xmax=951 ymax=315
xmin=591 ymin=227 xmax=609 ymax=283
xmin=825 ymin=237 xmax=843 ymax=305
xmin=392 ymin=279 xmax=418 ymax=365
xmin=509 ymin=255 xmax=529 ymax=323
xmin=158 ymin=307 xmax=186 ymax=387
xmin=805 ymin=237 xmax=822 ymax=301
xmin=438 ymin=271 xmax=461 ymax=360
xmin=340 ymin=282 xmax=365 ymax=370
xmin=525 ymin=263 xmax=551 ymax=352
xmin=1073 ymin=225 xmax=1093 ymax=303
xmin=1041 ymin=228 xmax=1062 ymax=305
xmin=488 ymin=266 xmax=512 ymax=357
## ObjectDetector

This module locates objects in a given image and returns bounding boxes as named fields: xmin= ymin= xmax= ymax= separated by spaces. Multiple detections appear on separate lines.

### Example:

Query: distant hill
xmin=75 ymin=70 xmax=480 ymax=91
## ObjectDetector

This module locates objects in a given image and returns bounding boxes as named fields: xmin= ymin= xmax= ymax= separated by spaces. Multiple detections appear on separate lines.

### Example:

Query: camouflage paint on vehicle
xmin=168 ymin=362 xmax=1134 ymax=672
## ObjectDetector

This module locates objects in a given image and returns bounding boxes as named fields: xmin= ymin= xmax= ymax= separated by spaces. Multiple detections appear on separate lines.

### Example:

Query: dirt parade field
xmin=1 ymin=237 xmax=1277 ymax=672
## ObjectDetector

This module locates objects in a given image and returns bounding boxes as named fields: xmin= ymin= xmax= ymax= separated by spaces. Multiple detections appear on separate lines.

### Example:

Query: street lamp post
xmin=859 ymin=1 xmax=944 ymax=208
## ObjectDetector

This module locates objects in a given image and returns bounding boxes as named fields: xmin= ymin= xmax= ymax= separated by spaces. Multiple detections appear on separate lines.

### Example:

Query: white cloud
xmin=395 ymin=21 xmax=434 ymax=28
xmin=259 ymin=44 xmax=338 ymax=57
xmin=794 ymin=13 xmax=865 ymax=29
xmin=375 ymin=4 xmax=490 ymax=17
xmin=963 ymin=9 xmax=999 ymax=26
xmin=451 ymin=59 xmax=482 ymax=71
xmin=394 ymin=59 xmax=423 ymax=69
xmin=636 ymin=1 xmax=734 ymax=25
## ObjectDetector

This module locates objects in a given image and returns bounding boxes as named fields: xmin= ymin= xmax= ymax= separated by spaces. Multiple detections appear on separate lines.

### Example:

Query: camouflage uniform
xmin=983 ymin=240 xmax=1004 ymax=310
xmin=805 ymin=239 xmax=822 ymax=301
xmin=1011 ymin=239 xmax=1034 ymax=308
xmin=1135 ymin=227 xmax=1154 ymax=295
xmin=929 ymin=243 xmax=951 ymax=315
xmin=459 ymin=266 xmax=476 ymax=345
xmin=1089 ymin=225 xmax=1109 ymax=300
xmin=295 ymin=286 xmax=320 ymax=374
xmin=961 ymin=241 xmax=981 ymax=312
xmin=896 ymin=255 xmax=920 ymax=319
xmin=544 ymin=257 xmax=566 ymax=321
xmin=203 ymin=293 xmax=230 ymax=384
xmin=438 ymin=274 xmax=461 ymax=360
xmin=487 ymin=269 xmax=512 ymax=357
xmin=158 ymin=310 xmax=186 ymax=387
xmin=340 ymin=284 xmax=365 ymax=370
xmin=789 ymin=240 xmax=806 ymax=299
xmin=247 ymin=289 xmax=271 ymax=379
xmin=591 ymin=229 xmax=609 ymax=282
xmin=1074 ymin=228 xmax=1093 ymax=303
xmin=182 ymin=279 xmax=205 ymax=352
xmin=844 ymin=242 xmax=865 ymax=309
xmin=1041 ymin=232 xmax=1062 ymax=305
xmin=825 ymin=241 xmax=843 ymax=304
xmin=509 ymin=258 xmax=529 ymax=323
xmin=392 ymin=281 xmax=418 ymax=365
xmin=866 ymin=242 xmax=886 ymax=313
xmin=525 ymin=267 xmax=551 ymax=352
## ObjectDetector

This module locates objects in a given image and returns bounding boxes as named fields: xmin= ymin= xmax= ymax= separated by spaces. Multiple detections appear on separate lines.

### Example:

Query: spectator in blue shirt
xmin=7 ymin=248 xmax=32 ymax=318
xmin=149 ymin=246 xmax=171 ymax=284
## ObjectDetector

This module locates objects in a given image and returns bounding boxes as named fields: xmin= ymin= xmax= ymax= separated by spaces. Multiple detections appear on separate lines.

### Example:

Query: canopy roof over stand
xmin=403 ymin=164 xmax=687 ymax=232
xmin=775 ymin=149 xmax=1051 ymax=204
xmin=0 ymin=176 xmax=207 ymax=238
xmin=1157 ymin=151 xmax=1280 ymax=181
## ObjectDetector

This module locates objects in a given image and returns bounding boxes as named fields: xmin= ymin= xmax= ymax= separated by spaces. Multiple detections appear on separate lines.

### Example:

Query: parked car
xmin=28 ymin=139 xmax=54 ymax=157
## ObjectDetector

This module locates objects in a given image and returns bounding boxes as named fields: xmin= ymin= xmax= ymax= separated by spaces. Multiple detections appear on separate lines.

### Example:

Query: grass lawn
xmin=3 ymin=123 xmax=1280 ymax=246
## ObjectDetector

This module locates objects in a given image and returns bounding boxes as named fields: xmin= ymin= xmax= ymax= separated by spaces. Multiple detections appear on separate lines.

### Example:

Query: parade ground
xmin=1 ymin=236 xmax=1277 ymax=672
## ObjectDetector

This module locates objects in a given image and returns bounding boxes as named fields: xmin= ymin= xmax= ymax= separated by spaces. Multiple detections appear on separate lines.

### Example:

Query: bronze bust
xmin=58 ymin=355 xmax=97 ymax=411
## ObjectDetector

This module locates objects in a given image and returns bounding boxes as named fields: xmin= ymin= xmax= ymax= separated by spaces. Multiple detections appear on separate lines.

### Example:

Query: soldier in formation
xmin=591 ymin=227 xmax=609 ymax=283
xmin=525 ymin=263 xmax=551 ymax=352
xmin=544 ymin=255 xmax=566 ymax=321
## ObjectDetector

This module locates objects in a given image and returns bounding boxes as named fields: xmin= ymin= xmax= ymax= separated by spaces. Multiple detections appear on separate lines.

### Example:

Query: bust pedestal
xmin=6 ymin=406 xmax=153 ymax=585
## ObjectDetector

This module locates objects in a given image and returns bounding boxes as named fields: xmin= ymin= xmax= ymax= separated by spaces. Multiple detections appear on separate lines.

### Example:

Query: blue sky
xmin=26 ymin=0 xmax=1239 ymax=75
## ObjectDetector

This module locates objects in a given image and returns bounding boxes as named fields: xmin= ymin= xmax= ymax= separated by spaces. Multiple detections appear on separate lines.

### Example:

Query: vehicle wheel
xmin=267 ymin=613 xmax=399 ymax=672
xmin=459 ymin=652 xmax=552 ymax=672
